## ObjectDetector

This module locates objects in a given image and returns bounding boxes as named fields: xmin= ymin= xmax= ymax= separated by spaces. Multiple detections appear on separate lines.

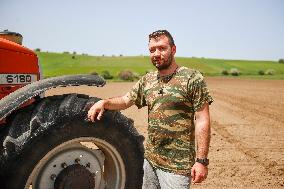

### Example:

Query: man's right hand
xmin=87 ymin=100 xmax=106 ymax=122
xmin=87 ymin=94 xmax=134 ymax=122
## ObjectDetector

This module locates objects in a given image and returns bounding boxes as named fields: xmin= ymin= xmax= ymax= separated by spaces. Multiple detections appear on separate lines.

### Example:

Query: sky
xmin=1 ymin=0 xmax=284 ymax=61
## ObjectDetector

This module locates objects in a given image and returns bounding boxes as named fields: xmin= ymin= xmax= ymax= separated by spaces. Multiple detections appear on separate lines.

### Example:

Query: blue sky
xmin=1 ymin=0 xmax=283 ymax=60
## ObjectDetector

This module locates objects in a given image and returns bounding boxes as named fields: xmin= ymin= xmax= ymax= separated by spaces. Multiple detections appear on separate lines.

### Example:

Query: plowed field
xmin=46 ymin=77 xmax=284 ymax=189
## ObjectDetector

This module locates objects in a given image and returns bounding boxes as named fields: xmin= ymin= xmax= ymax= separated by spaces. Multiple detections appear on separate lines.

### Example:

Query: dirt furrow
xmin=212 ymin=89 xmax=284 ymax=125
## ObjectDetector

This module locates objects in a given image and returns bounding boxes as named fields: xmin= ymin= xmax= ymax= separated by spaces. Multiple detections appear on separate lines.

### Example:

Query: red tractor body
xmin=0 ymin=35 xmax=40 ymax=100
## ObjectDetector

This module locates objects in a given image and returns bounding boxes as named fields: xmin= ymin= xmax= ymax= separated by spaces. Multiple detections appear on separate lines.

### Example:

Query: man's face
xmin=148 ymin=35 xmax=176 ymax=71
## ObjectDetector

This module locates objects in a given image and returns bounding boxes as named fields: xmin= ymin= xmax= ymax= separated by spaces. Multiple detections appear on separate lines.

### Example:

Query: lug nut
xmin=75 ymin=158 xmax=80 ymax=163
xmin=50 ymin=174 xmax=56 ymax=181
xmin=86 ymin=162 xmax=91 ymax=168
xmin=61 ymin=162 xmax=67 ymax=168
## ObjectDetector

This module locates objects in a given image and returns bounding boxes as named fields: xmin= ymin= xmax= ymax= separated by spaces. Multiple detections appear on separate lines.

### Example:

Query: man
xmin=88 ymin=30 xmax=213 ymax=189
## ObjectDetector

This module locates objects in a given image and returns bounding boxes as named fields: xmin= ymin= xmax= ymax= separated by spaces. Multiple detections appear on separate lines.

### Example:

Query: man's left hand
xmin=191 ymin=162 xmax=208 ymax=184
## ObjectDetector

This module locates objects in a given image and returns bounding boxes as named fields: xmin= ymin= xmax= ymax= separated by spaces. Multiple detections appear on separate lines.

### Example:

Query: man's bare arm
xmin=87 ymin=93 xmax=134 ymax=122
xmin=191 ymin=103 xmax=211 ymax=184
xmin=195 ymin=103 xmax=211 ymax=158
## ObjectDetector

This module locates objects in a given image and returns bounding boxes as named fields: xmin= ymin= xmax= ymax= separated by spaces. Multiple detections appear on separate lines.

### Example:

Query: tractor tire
xmin=2 ymin=94 xmax=144 ymax=189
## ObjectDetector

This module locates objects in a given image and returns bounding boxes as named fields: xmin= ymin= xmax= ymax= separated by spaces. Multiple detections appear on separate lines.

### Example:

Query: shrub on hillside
xmin=258 ymin=70 xmax=265 ymax=75
xmin=63 ymin=51 xmax=70 ymax=54
xmin=71 ymin=55 xmax=76 ymax=59
xmin=265 ymin=69 xmax=275 ymax=75
xmin=90 ymin=71 xmax=98 ymax=75
xmin=101 ymin=70 xmax=113 ymax=79
xmin=118 ymin=70 xmax=135 ymax=81
xmin=279 ymin=59 xmax=284 ymax=64
xmin=221 ymin=69 xmax=229 ymax=75
xmin=230 ymin=68 xmax=240 ymax=76
xmin=34 ymin=48 xmax=41 ymax=52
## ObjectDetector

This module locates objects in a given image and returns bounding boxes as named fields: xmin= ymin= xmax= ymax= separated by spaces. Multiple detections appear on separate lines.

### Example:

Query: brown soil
xmin=46 ymin=77 xmax=284 ymax=189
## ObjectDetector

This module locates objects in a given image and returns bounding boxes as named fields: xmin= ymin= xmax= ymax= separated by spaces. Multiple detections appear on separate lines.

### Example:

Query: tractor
xmin=0 ymin=30 xmax=144 ymax=189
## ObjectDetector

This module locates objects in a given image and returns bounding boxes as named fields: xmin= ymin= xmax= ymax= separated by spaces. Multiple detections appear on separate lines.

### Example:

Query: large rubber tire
xmin=1 ymin=94 xmax=144 ymax=189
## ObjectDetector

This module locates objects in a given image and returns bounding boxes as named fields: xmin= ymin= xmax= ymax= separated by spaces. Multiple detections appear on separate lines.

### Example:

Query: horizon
xmin=1 ymin=0 xmax=284 ymax=61
xmin=36 ymin=51 xmax=279 ymax=62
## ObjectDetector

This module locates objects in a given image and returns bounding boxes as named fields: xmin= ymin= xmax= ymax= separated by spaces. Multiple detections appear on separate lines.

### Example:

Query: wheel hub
xmin=25 ymin=138 xmax=126 ymax=189
xmin=54 ymin=164 xmax=95 ymax=189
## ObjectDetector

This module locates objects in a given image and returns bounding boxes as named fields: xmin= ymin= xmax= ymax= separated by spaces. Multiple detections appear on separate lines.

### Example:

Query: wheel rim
xmin=25 ymin=137 xmax=126 ymax=189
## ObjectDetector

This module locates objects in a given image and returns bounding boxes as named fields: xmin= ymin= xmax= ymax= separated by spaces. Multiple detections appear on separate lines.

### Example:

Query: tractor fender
xmin=0 ymin=74 xmax=105 ymax=121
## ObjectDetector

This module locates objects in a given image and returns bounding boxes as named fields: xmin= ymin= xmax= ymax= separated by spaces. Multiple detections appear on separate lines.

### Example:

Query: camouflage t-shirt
xmin=127 ymin=66 xmax=213 ymax=175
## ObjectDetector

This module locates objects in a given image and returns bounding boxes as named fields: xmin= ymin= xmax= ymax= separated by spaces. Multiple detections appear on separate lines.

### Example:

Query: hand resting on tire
xmin=87 ymin=93 xmax=134 ymax=122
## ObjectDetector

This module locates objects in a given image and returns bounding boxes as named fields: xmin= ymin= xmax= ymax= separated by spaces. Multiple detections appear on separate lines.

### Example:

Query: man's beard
xmin=152 ymin=53 xmax=173 ymax=71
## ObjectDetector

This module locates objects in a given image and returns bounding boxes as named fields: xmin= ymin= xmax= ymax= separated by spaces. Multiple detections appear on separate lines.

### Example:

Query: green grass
xmin=37 ymin=52 xmax=284 ymax=80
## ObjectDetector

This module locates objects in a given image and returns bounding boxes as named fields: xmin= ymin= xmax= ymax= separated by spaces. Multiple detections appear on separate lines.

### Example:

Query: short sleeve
xmin=127 ymin=77 xmax=147 ymax=109
xmin=187 ymin=71 xmax=213 ymax=112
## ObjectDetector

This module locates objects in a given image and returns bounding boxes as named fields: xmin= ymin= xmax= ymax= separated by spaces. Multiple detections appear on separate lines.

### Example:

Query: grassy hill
xmin=37 ymin=52 xmax=284 ymax=80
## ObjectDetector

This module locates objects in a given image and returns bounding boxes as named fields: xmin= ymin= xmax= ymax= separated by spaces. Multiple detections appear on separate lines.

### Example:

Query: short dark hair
xmin=148 ymin=30 xmax=175 ymax=47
